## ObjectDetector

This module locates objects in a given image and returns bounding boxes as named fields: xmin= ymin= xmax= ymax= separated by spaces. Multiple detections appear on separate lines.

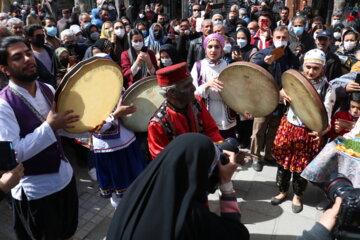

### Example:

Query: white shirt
xmin=191 ymin=59 xmax=236 ymax=130
xmin=0 ymin=81 xmax=73 ymax=200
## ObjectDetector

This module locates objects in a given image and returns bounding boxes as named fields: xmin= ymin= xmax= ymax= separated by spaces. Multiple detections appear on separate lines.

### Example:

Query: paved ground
xmin=0 ymin=156 xmax=325 ymax=240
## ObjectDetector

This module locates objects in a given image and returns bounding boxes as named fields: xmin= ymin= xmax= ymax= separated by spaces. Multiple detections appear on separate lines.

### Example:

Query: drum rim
xmin=282 ymin=69 xmax=328 ymax=131
xmin=218 ymin=61 xmax=280 ymax=116
xmin=122 ymin=75 xmax=158 ymax=103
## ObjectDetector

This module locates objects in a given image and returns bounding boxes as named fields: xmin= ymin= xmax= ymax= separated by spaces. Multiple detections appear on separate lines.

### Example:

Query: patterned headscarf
xmin=203 ymin=33 xmax=225 ymax=49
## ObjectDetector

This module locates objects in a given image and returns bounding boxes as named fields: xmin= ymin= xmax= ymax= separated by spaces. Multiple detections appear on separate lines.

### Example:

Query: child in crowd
xmin=328 ymin=91 xmax=360 ymax=140
xmin=92 ymin=101 xmax=146 ymax=208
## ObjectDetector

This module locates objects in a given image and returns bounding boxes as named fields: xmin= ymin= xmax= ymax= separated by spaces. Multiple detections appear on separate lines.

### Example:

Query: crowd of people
xmin=0 ymin=0 xmax=360 ymax=239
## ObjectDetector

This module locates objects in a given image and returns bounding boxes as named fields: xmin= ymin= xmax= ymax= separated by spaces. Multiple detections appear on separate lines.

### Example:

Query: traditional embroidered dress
xmin=148 ymin=95 xmax=224 ymax=159
xmin=92 ymin=113 xmax=146 ymax=198
xmin=191 ymin=58 xmax=236 ymax=132
xmin=272 ymin=77 xmax=336 ymax=172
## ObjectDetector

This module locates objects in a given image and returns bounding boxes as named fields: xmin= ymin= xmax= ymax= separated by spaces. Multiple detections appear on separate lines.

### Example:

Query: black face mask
xmin=64 ymin=42 xmax=75 ymax=49
xmin=154 ymin=30 xmax=162 ymax=40
xmin=33 ymin=35 xmax=45 ymax=47
xmin=60 ymin=58 xmax=69 ymax=67
xmin=90 ymin=32 xmax=100 ymax=41
xmin=158 ymin=20 xmax=165 ymax=26
xmin=229 ymin=18 xmax=236 ymax=24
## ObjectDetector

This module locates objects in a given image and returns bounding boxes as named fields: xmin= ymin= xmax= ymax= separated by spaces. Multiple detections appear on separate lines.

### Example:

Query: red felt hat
xmin=156 ymin=62 xmax=191 ymax=87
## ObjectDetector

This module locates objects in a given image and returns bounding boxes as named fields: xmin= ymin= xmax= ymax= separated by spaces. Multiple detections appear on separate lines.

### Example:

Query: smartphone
xmin=355 ymin=73 xmax=360 ymax=84
xmin=140 ymin=46 xmax=148 ymax=52
xmin=0 ymin=141 xmax=17 ymax=171
xmin=233 ymin=45 xmax=241 ymax=54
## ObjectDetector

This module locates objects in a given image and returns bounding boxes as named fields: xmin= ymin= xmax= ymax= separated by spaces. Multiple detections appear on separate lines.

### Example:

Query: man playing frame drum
xmin=147 ymin=62 xmax=224 ymax=159
xmin=270 ymin=49 xmax=336 ymax=213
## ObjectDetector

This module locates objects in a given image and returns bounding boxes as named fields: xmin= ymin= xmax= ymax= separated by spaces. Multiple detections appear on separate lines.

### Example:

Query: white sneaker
xmin=88 ymin=168 xmax=97 ymax=181
xmin=110 ymin=196 xmax=121 ymax=209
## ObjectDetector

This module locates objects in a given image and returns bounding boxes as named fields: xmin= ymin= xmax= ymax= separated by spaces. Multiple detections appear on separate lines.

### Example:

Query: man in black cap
xmin=315 ymin=30 xmax=342 ymax=81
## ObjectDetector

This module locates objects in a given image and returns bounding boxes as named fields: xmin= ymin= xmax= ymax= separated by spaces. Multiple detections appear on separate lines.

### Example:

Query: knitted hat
xmin=303 ymin=49 xmax=326 ymax=66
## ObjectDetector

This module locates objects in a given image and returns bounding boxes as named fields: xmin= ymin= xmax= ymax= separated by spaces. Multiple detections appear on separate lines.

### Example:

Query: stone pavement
xmin=0 ymin=160 xmax=325 ymax=240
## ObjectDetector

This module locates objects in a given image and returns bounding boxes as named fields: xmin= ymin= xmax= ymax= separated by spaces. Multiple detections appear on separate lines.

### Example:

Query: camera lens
xmin=326 ymin=174 xmax=353 ymax=202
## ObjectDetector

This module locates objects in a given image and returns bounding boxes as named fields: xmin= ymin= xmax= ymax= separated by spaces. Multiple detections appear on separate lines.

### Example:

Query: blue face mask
xmin=31 ymin=10 xmax=36 ymax=15
xmin=214 ymin=20 xmax=222 ymax=25
xmin=293 ymin=26 xmax=304 ymax=36
xmin=84 ymin=22 xmax=91 ymax=29
xmin=46 ymin=26 xmax=58 ymax=37
xmin=7 ymin=26 xmax=11 ymax=32
xmin=141 ymin=30 xmax=148 ymax=37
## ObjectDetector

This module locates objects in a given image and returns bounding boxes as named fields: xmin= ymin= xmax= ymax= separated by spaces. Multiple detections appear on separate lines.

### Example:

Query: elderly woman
xmin=191 ymin=33 xmax=236 ymax=139
xmin=271 ymin=49 xmax=336 ymax=213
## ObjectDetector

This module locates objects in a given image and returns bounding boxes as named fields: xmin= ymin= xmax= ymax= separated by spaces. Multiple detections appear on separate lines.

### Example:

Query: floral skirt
xmin=272 ymin=117 xmax=322 ymax=173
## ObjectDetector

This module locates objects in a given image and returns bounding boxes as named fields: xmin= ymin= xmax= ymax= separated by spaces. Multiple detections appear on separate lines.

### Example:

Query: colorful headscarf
xmin=100 ymin=21 xmax=113 ymax=39
xmin=203 ymin=33 xmax=225 ymax=49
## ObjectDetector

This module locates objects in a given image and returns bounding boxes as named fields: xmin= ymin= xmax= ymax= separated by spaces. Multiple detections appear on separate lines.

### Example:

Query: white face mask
xmin=237 ymin=39 xmax=247 ymax=48
xmin=344 ymin=41 xmax=356 ymax=51
xmin=273 ymin=41 xmax=287 ymax=48
xmin=114 ymin=28 xmax=125 ymax=38
xmin=333 ymin=32 xmax=341 ymax=40
xmin=313 ymin=33 xmax=318 ymax=40
xmin=174 ymin=25 xmax=180 ymax=33
xmin=249 ymin=30 xmax=256 ymax=36
xmin=332 ymin=19 xmax=341 ymax=26
xmin=223 ymin=43 xmax=232 ymax=54
xmin=139 ymin=13 xmax=145 ymax=19
xmin=184 ymin=29 xmax=190 ymax=35
xmin=161 ymin=58 xmax=173 ymax=67
xmin=132 ymin=41 xmax=144 ymax=51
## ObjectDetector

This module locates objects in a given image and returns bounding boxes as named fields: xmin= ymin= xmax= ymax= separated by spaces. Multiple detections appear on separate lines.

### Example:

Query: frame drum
xmin=218 ymin=62 xmax=280 ymax=117
xmin=55 ymin=57 xmax=123 ymax=133
xmin=120 ymin=76 xmax=164 ymax=132
xmin=281 ymin=69 xmax=328 ymax=132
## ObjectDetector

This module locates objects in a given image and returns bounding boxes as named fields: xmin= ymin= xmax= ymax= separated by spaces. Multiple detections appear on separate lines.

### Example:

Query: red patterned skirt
xmin=272 ymin=117 xmax=322 ymax=173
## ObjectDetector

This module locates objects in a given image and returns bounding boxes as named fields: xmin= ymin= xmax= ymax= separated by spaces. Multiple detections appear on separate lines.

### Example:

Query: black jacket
xmin=35 ymin=45 xmax=57 ymax=87
xmin=289 ymin=31 xmax=316 ymax=56
xmin=186 ymin=36 xmax=205 ymax=70
xmin=325 ymin=50 xmax=342 ymax=81
xmin=176 ymin=32 xmax=200 ymax=62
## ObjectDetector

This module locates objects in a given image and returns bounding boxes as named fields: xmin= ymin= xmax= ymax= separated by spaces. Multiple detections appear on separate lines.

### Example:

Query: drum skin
xmin=121 ymin=76 xmax=164 ymax=132
xmin=218 ymin=62 xmax=280 ymax=117
xmin=55 ymin=57 xmax=123 ymax=133
xmin=281 ymin=69 xmax=328 ymax=132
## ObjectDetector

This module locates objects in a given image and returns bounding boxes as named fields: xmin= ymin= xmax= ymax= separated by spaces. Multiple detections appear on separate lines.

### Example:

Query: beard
xmin=8 ymin=65 xmax=38 ymax=83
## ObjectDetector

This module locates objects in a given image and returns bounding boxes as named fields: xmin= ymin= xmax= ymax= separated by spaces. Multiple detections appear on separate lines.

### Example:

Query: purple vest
xmin=0 ymin=82 xmax=64 ymax=176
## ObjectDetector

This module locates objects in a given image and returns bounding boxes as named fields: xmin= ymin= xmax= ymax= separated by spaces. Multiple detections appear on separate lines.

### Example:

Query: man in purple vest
xmin=0 ymin=36 xmax=81 ymax=239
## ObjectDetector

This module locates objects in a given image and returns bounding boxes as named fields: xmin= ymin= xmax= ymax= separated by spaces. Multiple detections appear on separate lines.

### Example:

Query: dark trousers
xmin=276 ymin=164 xmax=308 ymax=196
xmin=13 ymin=176 xmax=78 ymax=240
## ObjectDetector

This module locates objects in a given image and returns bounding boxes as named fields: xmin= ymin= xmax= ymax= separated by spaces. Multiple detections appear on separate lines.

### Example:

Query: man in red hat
xmin=148 ymin=62 xmax=224 ymax=159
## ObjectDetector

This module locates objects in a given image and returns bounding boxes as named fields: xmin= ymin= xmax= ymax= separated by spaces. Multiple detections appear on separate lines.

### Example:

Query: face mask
xmin=141 ymin=30 xmax=148 ymax=37
xmin=305 ymin=22 xmax=309 ymax=31
xmin=237 ymin=39 xmax=247 ymax=48
xmin=84 ymin=22 xmax=91 ymax=29
xmin=273 ymin=40 xmax=287 ymax=48
xmin=7 ymin=26 xmax=11 ymax=32
xmin=90 ymin=32 xmax=100 ymax=41
xmin=104 ymin=29 xmax=111 ymax=38
xmin=108 ymin=6 xmax=115 ymax=10
xmin=229 ymin=18 xmax=236 ymax=24
xmin=161 ymin=58 xmax=173 ymax=67
xmin=313 ymin=33 xmax=318 ymax=40
xmin=293 ymin=26 xmax=304 ymax=36
xmin=174 ymin=25 xmax=180 ymax=33
xmin=158 ymin=20 xmax=165 ymax=26
xmin=33 ymin=35 xmax=45 ymax=47
xmin=114 ymin=28 xmax=125 ymax=38
xmin=214 ymin=20 xmax=222 ymax=25
xmin=184 ymin=29 xmax=190 ymax=35
xmin=132 ymin=41 xmax=143 ymax=51
xmin=31 ymin=10 xmax=36 ymax=15
xmin=60 ymin=58 xmax=69 ymax=67
xmin=223 ymin=43 xmax=232 ymax=54
xmin=333 ymin=32 xmax=341 ymax=40
xmin=64 ymin=42 xmax=75 ymax=49
xmin=249 ymin=30 xmax=256 ymax=36
xmin=154 ymin=30 xmax=162 ymax=40
xmin=332 ymin=19 xmax=341 ymax=26
xmin=139 ymin=13 xmax=145 ymax=19
xmin=46 ymin=26 xmax=57 ymax=37
xmin=344 ymin=41 xmax=356 ymax=51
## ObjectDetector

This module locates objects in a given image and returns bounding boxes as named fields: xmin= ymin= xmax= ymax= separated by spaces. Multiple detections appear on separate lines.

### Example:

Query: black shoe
xmin=252 ymin=161 xmax=263 ymax=172
xmin=292 ymin=202 xmax=303 ymax=213
xmin=271 ymin=196 xmax=287 ymax=205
